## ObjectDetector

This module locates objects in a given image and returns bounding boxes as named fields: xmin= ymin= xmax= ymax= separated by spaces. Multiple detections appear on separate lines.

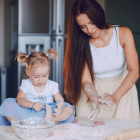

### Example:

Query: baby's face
xmin=27 ymin=63 xmax=50 ymax=87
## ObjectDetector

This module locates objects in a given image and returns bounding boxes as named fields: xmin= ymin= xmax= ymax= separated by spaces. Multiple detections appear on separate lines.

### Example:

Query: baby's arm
xmin=16 ymin=89 xmax=33 ymax=108
xmin=53 ymin=92 xmax=65 ymax=117
xmin=16 ymin=89 xmax=44 ymax=111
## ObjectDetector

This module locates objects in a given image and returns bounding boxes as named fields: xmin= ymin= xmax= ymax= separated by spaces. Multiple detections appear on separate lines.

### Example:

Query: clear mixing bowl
xmin=11 ymin=117 xmax=55 ymax=140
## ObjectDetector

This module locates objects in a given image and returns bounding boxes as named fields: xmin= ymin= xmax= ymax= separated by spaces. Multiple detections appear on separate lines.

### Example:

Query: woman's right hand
xmin=83 ymin=84 xmax=100 ymax=105
xmin=32 ymin=102 xmax=44 ymax=112
xmin=87 ymin=103 xmax=110 ymax=120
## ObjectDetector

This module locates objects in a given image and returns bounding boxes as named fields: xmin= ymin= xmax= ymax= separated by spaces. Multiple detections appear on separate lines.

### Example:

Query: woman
xmin=63 ymin=0 xmax=140 ymax=121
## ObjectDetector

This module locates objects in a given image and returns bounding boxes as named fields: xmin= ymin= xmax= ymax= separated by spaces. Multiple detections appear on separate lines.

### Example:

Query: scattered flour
xmin=1 ymin=123 xmax=140 ymax=140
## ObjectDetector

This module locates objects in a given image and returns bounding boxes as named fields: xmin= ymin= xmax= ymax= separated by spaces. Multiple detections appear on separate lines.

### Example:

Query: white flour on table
xmin=1 ymin=123 xmax=140 ymax=140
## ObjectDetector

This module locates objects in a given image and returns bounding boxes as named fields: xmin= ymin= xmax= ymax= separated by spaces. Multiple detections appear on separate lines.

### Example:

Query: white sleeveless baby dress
xmin=76 ymin=26 xmax=140 ymax=121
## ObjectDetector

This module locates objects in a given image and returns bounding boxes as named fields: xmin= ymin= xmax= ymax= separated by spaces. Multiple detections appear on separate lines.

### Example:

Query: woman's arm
xmin=81 ymin=63 xmax=110 ymax=120
xmin=113 ymin=27 xmax=139 ymax=102
xmin=81 ymin=62 xmax=100 ymax=104
xmin=16 ymin=89 xmax=34 ymax=108
xmin=100 ymin=27 xmax=139 ymax=104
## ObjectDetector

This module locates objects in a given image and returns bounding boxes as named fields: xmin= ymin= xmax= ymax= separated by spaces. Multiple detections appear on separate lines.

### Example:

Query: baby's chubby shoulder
xmin=21 ymin=78 xmax=31 ymax=83
xmin=46 ymin=79 xmax=59 ymax=94
xmin=21 ymin=78 xmax=32 ymax=86
xmin=47 ymin=79 xmax=58 ymax=86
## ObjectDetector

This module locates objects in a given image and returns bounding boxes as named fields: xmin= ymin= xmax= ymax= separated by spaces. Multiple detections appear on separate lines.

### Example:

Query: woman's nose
xmin=87 ymin=26 xmax=92 ymax=33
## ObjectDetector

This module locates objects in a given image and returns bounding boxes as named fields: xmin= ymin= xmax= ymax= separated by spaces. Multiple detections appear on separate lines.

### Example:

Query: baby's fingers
xmin=53 ymin=108 xmax=61 ymax=112
xmin=40 ymin=104 xmax=44 ymax=108
xmin=53 ymin=113 xmax=60 ymax=117
xmin=53 ymin=110 xmax=61 ymax=115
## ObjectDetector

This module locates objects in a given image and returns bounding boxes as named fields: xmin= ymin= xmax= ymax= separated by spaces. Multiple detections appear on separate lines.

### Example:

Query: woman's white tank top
xmin=90 ymin=26 xmax=127 ymax=78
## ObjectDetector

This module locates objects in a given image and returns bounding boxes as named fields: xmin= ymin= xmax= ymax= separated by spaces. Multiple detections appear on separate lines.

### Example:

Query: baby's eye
xmin=34 ymin=76 xmax=38 ymax=78
xmin=43 ymin=75 xmax=47 ymax=77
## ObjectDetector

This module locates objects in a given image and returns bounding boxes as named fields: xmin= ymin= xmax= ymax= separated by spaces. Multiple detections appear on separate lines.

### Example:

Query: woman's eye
xmin=80 ymin=26 xmax=85 ymax=29
xmin=90 ymin=22 xmax=94 ymax=25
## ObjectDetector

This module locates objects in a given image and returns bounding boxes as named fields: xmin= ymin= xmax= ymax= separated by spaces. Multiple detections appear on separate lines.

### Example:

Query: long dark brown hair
xmin=63 ymin=0 xmax=111 ymax=106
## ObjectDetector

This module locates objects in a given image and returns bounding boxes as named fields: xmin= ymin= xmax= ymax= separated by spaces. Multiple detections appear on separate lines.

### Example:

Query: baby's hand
xmin=53 ymin=99 xmax=64 ymax=117
xmin=53 ymin=104 xmax=62 ymax=117
xmin=32 ymin=102 xmax=44 ymax=112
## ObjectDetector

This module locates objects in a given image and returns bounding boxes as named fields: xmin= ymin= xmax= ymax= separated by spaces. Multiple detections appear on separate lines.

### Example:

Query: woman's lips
xmin=90 ymin=31 xmax=97 ymax=36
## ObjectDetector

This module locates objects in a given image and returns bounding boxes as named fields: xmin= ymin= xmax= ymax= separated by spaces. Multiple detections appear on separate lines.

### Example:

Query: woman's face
xmin=76 ymin=14 xmax=101 ymax=38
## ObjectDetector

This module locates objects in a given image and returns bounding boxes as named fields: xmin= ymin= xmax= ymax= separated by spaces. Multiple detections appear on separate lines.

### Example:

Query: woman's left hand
xmin=99 ymin=93 xmax=117 ymax=106
xmin=87 ymin=103 xmax=110 ymax=120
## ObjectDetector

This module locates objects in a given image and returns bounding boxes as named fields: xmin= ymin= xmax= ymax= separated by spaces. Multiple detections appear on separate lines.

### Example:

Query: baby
xmin=0 ymin=48 xmax=75 ymax=132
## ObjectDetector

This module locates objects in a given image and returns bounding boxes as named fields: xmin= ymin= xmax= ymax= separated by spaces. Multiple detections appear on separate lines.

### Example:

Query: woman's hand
xmin=83 ymin=84 xmax=100 ymax=105
xmin=32 ymin=102 xmax=44 ymax=112
xmin=87 ymin=103 xmax=110 ymax=120
xmin=99 ymin=93 xmax=117 ymax=106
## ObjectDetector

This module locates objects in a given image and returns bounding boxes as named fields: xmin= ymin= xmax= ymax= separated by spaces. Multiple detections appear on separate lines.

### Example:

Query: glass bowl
xmin=11 ymin=117 xmax=55 ymax=140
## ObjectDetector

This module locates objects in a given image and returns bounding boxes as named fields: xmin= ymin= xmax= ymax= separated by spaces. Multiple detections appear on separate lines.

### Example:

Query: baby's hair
xmin=16 ymin=48 xmax=57 ymax=72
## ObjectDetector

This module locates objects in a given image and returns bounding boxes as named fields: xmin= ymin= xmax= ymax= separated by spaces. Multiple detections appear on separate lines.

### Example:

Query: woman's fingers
xmin=87 ymin=110 xmax=95 ymax=119
xmin=87 ymin=103 xmax=110 ymax=120
xmin=90 ymin=109 xmax=98 ymax=120
xmin=106 ymin=107 xmax=110 ymax=116
xmin=99 ymin=97 xmax=116 ymax=106
xmin=87 ymin=109 xmax=98 ymax=120
xmin=100 ymin=93 xmax=108 ymax=98
xmin=97 ymin=107 xmax=103 ymax=117
xmin=101 ymin=99 xmax=111 ymax=104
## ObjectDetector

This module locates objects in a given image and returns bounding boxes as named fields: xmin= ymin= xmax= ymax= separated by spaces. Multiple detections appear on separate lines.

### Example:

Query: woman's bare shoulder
xmin=119 ymin=26 xmax=133 ymax=44
xmin=119 ymin=26 xmax=133 ymax=37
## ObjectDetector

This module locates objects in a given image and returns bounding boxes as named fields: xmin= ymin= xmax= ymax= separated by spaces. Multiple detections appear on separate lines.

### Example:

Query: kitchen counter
xmin=0 ymin=117 xmax=140 ymax=140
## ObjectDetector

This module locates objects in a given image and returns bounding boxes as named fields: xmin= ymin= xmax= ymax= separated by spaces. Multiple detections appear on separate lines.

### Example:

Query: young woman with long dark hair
xmin=63 ymin=0 xmax=139 ymax=120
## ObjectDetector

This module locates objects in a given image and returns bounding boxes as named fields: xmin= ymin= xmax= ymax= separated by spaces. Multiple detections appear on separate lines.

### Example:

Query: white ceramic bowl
xmin=11 ymin=117 xmax=55 ymax=140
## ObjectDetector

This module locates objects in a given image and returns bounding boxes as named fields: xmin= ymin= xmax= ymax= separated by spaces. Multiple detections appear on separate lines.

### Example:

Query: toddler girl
xmin=0 ymin=48 xmax=75 ymax=128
